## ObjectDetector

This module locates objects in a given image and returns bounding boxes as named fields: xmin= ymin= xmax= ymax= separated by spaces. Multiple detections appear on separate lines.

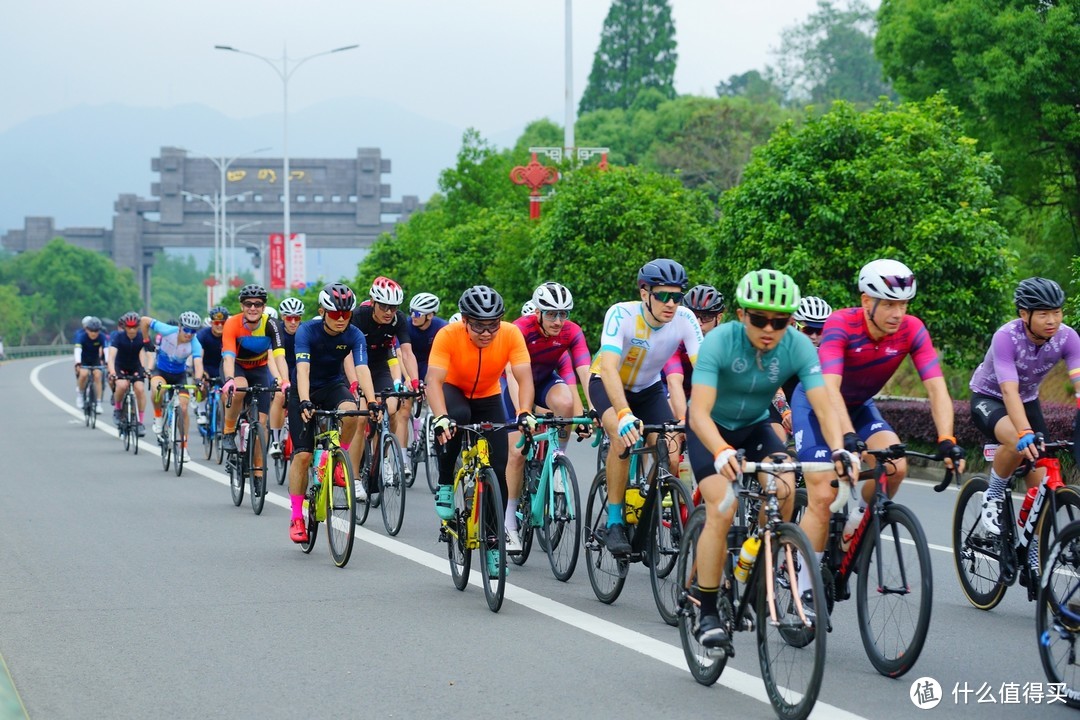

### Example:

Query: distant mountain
xmin=0 ymin=98 xmax=525 ymax=233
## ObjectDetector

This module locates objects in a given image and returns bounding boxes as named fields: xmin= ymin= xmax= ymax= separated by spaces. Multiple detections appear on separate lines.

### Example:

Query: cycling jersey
xmin=590 ymin=302 xmax=703 ymax=392
xmin=513 ymin=315 xmax=592 ymax=386
xmin=428 ymin=321 xmax=529 ymax=399
xmin=281 ymin=328 xmax=298 ymax=383
xmin=661 ymin=342 xmax=694 ymax=398
xmin=693 ymin=321 xmax=824 ymax=430
xmin=818 ymin=308 xmax=942 ymax=406
xmin=149 ymin=320 xmax=203 ymax=375
xmin=195 ymin=327 xmax=224 ymax=375
xmin=73 ymin=329 xmax=107 ymax=366
xmin=221 ymin=313 xmax=285 ymax=369
xmin=108 ymin=330 xmax=150 ymax=374
xmin=969 ymin=318 xmax=1080 ymax=402
xmin=350 ymin=305 xmax=411 ymax=368
xmin=294 ymin=319 xmax=367 ymax=392
xmin=407 ymin=316 xmax=448 ymax=379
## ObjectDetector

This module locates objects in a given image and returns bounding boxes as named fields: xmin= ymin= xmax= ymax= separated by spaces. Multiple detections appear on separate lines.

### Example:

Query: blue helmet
xmin=637 ymin=259 xmax=688 ymax=290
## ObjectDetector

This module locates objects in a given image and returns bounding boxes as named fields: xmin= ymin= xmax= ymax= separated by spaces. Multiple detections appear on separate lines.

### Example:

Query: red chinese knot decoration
xmin=509 ymin=153 xmax=559 ymax=220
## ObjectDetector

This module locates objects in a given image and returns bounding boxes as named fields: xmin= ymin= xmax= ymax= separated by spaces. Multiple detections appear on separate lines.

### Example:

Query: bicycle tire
xmin=404 ymin=430 xmax=418 ymax=489
xmin=480 ymin=468 xmax=506 ymax=613
xmin=1038 ymin=487 xmax=1080 ymax=575
xmin=677 ymin=506 xmax=727 ymax=685
xmin=952 ymin=475 xmax=1008 ymax=611
xmin=160 ymin=407 xmax=172 ymax=472
xmin=544 ymin=454 xmax=582 ymax=582
xmin=128 ymin=392 xmax=140 ymax=456
xmin=172 ymin=406 xmax=185 ymax=477
xmin=650 ymin=476 xmax=694 ymax=626
xmin=448 ymin=474 xmax=471 ymax=590
xmin=299 ymin=482 xmax=319 ymax=554
xmin=214 ymin=400 xmax=225 ymax=465
xmin=585 ymin=469 xmax=628 ymax=604
xmin=229 ymin=454 xmax=244 ymax=506
xmin=512 ymin=462 xmax=541 ymax=567
xmin=1036 ymin=520 xmax=1080 ymax=706
xmin=757 ymin=522 xmax=827 ymax=720
xmin=202 ymin=396 xmax=215 ymax=461
xmin=327 ymin=447 xmax=357 ymax=567
xmin=856 ymin=503 xmax=932 ymax=678
xmin=249 ymin=422 xmax=267 ymax=515
xmin=356 ymin=436 xmax=373 ymax=526
xmin=379 ymin=432 xmax=407 ymax=536
xmin=424 ymin=416 xmax=439 ymax=495
xmin=273 ymin=452 xmax=288 ymax=486
xmin=122 ymin=402 xmax=132 ymax=452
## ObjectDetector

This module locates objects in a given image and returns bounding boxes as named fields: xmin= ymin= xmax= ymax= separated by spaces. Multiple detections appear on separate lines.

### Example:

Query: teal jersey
xmin=692 ymin=322 xmax=824 ymax=430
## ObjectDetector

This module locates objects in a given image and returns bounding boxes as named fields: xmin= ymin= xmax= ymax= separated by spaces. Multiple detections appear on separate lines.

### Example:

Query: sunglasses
xmin=745 ymin=312 xmax=791 ymax=331
xmin=650 ymin=290 xmax=685 ymax=305
xmin=541 ymin=310 xmax=570 ymax=321
xmin=410 ymin=310 xmax=427 ymax=318
xmin=325 ymin=310 xmax=351 ymax=321
xmin=211 ymin=321 xmax=226 ymax=327
xmin=799 ymin=323 xmax=824 ymax=336
xmin=283 ymin=315 xmax=302 ymax=322
xmin=467 ymin=320 xmax=501 ymax=335
xmin=180 ymin=327 xmax=198 ymax=334
xmin=375 ymin=302 xmax=399 ymax=312
xmin=242 ymin=301 xmax=265 ymax=309
xmin=694 ymin=312 xmax=719 ymax=324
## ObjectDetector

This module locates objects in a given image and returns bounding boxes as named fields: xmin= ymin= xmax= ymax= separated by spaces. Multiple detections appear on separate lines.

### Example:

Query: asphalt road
xmin=0 ymin=357 xmax=1073 ymax=719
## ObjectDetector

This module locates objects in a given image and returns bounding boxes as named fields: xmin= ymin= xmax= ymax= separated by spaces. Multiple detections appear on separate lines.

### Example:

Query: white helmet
xmin=178 ymin=311 xmax=203 ymax=331
xmin=793 ymin=296 xmax=833 ymax=325
xmin=279 ymin=297 xmax=305 ymax=316
xmin=448 ymin=312 xmax=462 ymax=323
xmin=409 ymin=292 xmax=441 ymax=314
xmin=370 ymin=276 xmax=404 ymax=305
xmin=858 ymin=259 xmax=917 ymax=301
xmin=263 ymin=306 xmax=279 ymax=319
xmin=81 ymin=315 xmax=93 ymax=328
xmin=521 ymin=300 xmax=537 ymax=317
xmin=532 ymin=282 xmax=574 ymax=312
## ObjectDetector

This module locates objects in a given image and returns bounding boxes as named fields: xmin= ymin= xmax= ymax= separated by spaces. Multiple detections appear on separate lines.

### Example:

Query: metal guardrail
xmin=1 ymin=345 xmax=70 ymax=360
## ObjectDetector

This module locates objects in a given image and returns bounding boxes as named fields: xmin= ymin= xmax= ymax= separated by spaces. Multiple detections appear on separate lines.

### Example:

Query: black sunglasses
xmin=694 ymin=312 xmax=719 ymax=324
xmin=650 ymin=290 xmax=685 ymax=305
xmin=745 ymin=312 xmax=791 ymax=331
xmin=467 ymin=319 xmax=501 ymax=335
xmin=799 ymin=323 xmax=824 ymax=336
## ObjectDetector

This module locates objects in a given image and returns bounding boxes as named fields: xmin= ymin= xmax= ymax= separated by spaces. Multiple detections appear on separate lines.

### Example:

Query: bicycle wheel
xmin=122 ymin=399 xmax=132 ymax=452
xmin=202 ymin=398 xmax=215 ymax=461
xmin=249 ymin=422 xmax=268 ymax=515
xmin=677 ymin=506 xmax=728 ymax=685
xmin=273 ymin=449 xmax=288 ymax=486
xmin=172 ymin=407 xmax=185 ymax=477
xmin=214 ymin=399 xmax=225 ymax=465
xmin=379 ymin=432 xmax=407 ymax=536
xmin=650 ymin=476 xmax=694 ymax=626
xmin=857 ymin=503 xmax=932 ymax=678
xmin=952 ymin=475 xmax=1008 ymax=611
xmin=356 ymin=436 xmax=373 ymax=526
xmin=757 ymin=522 xmax=827 ymax=720
xmin=299 ymin=482 xmax=319 ymax=554
xmin=424 ymin=417 xmax=439 ymax=495
xmin=1036 ymin=520 xmax=1080 ymax=707
xmin=128 ymin=393 xmax=140 ymax=456
xmin=229 ymin=453 xmax=244 ymax=506
xmin=585 ymin=469 xmax=628 ymax=604
xmin=448 ymin=475 xmax=471 ymax=590
xmin=160 ymin=409 xmax=172 ymax=472
xmin=480 ymin=468 xmax=506 ymax=613
xmin=327 ymin=448 xmax=357 ymax=567
xmin=512 ymin=463 xmax=539 ymax=567
xmin=1038 ymin=487 xmax=1080 ymax=574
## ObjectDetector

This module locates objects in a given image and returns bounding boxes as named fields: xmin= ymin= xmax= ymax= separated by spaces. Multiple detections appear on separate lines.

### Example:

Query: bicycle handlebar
xmin=617 ymin=422 xmax=686 ymax=459
xmin=224 ymin=384 xmax=277 ymax=409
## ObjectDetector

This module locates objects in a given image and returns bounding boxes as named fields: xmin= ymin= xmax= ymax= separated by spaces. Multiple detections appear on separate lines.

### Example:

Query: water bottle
xmin=237 ymin=419 xmax=249 ymax=453
xmin=1017 ymin=486 xmax=1039 ymax=529
xmin=678 ymin=455 xmax=694 ymax=494
xmin=625 ymin=487 xmax=646 ymax=525
xmin=313 ymin=447 xmax=327 ymax=484
xmin=733 ymin=535 xmax=761 ymax=584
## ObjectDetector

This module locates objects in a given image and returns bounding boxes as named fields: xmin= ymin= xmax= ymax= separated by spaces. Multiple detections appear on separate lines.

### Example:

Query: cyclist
xmin=589 ymin=258 xmax=704 ymax=557
xmin=405 ymin=292 xmax=447 ymax=438
xmin=288 ymin=283 xmax=377 ymax=543
xmin=74 ymin=316 xmax=108 ymax=412
xmin=142 ymin=311 xmax=205 ymax=461
xmin=195 ymin=305 xmax=229 ymax=426
xmin=791 ymin=259 xmax=965 ymax=607
xmin=448 ymin=312 xmax=462 ymax=324
xmin=428 ymin=286 xmax=534 ymax=561
xmin=269 ymin=297 xmax=305 ymax=459
xmin=689 ymin=269 xmax=855 ymax=648
xmin=970 ymin=277 xmax=1080 ymax=546
xmin=220 ymin=284 xmax=290 ymax=454
xmin=769 ymin=295 xmax=833 ymax=440
xmin=521 ymin=300 xmax=537 ymax=317
xmin=106 ymin=311 xmax=151 ymax=435
xmin=348 ymin=276 xmax=421 ymax=498
xmin=664 ymin=284 xmax=726 ymax=425
xmin=503 ymin=282 xmax=594 ymax=552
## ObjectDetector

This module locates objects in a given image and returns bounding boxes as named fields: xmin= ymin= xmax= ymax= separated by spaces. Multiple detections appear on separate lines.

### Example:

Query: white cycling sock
xmin=505 ymin=497 xmax=520 ymax=531
xmin=796 ymin=551 xmax=825 ymax=597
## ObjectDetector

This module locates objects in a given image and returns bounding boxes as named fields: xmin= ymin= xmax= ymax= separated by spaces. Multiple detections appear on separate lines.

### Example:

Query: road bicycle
xmin=297 ymin=408 xmax=367 ymax=568
xmin=1035 ymin=518 xmax=1080 ymax=707
xmin=114 ymin=372 xmax=143 ymax=455
xmin=677 ymin=454 xmax=833 ymax=720
xmin=359 ymin=388 xmax=422 ymax=536
xmin=952 ymin=436 xmax=1080 ymax=609
xmin=272 ymin=418 xmax=292 ymax=486
xmin=513 ymin=413 xmax=595 ymax=581
xmin=584 ymin=421 xmax=694 ymax=626
xmin=408 ymin=395 xmax=439 ymax=494
xmin=157 ymin=382 xmax=198 ymax=477
xmin=437 ymin=421 xmax=511 ymax=613
xmin=80 ymin=365 xmax=106 ymax=429
xmin=198 ymin=379 xmax=225 ymax=465
xmin=224 ymin=385 xmax=274 ymax=515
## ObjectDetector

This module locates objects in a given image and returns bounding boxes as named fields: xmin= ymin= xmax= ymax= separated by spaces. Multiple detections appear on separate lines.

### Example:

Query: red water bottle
xmin=1017 ymin=486 xmax=1038 ymax=529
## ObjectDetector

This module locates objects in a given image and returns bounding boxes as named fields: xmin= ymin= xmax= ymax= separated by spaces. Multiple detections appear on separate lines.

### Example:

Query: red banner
xmin=269 ymin=234 xmax=286 ymax=290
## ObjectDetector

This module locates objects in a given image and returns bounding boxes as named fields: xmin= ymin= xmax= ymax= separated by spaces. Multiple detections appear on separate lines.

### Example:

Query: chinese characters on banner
xmin=269 ymin=233 xmax=306 ymax=291
xmin=268 ymin=234 xmax=287 ymax=291
xmin=288 ymin=233 xmax=307 ymax=290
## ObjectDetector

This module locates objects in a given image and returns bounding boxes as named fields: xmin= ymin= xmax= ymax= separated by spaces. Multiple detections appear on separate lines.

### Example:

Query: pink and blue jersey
xmin=513 ymin=315 xmax=592 ymax=385
xmin=969 ymin=318 xmax=1080 ymax=402
xmin=818 ymin=308 xmax=942 ymax=406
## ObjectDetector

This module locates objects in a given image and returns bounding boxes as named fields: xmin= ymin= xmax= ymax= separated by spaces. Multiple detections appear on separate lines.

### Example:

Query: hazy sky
xmin=3 ymin=0 xmax=832 ymax=138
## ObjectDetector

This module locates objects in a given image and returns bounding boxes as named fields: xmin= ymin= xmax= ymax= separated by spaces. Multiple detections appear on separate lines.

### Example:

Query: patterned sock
xmin=985 ymin=470 xmax=1010 ymax=502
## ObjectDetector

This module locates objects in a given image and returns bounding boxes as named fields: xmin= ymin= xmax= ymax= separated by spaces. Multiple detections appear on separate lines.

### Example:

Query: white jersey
xmin=591 ymin=301 xmax=703 ymax=392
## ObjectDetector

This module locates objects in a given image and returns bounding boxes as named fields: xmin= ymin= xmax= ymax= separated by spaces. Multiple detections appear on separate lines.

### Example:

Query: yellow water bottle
xmin=678 ymin=455 xmax=694 ymax=494
xmin=625 ymin=487 xmax=645 ymax=525
xmin=733 ymin=535 xmax=761 ymax=584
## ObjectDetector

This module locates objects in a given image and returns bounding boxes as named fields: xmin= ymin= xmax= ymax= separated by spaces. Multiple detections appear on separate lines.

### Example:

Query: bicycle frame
xmin=623 ymin=423 xmax=684 ymax=558
xmin=519 ymin=416 xmax=595 ymax=529
xmin=448 ymin=430 xmax=493 ymax=550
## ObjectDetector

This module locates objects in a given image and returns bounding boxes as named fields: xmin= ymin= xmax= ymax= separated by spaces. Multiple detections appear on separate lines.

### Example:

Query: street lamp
xmin=565 ymin=0 xmax=575 ymax=155
xmin=191 ymin=189 xmax=252 ymax=295
xmin=214 ymin=42 xmax=358 ymax=252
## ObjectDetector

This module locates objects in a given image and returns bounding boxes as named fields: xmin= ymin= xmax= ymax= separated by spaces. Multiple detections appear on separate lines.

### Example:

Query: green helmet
xmin=736 ymin=269 xmax=801 ymax=314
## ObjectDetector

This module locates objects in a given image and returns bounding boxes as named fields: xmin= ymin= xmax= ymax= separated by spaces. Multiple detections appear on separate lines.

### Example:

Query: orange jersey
xmin=427 ymin=321 xmax=530 ymax=398
xmin=221 ymin=314 xmax=286 ymax=369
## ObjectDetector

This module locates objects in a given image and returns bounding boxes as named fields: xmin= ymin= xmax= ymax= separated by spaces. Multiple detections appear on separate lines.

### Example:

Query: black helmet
xmin=208 ymin=305 xmax=229 ymax=322
xmin=458 ymin=285 xmax=505 ymax=320
xmin=85 ymin=317 xmax=103 ymax=331
xmin=318 ymin=283 xmax=357 ymax=312
xmin=637 ymin=259 xmax=688 ymax=290
xmin=683 ymin=284 xmax=725 ymax=313
xmin=119 ymin=311 xmax=140 ymax=328
xmin=1014 ymin=277 xmax=1065 ymax=311
xmin=238 ymin=284 xmax=268 ymax=302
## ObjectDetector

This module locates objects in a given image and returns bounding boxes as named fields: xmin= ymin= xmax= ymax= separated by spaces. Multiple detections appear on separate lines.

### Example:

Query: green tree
xmin=0 ymin=284 xmax=32 ymax=345
xmin=772 ymin=0 xmax=896 ymax=106
xmin=528 ymin=165 xmax=717 ymax=342
xmin=716 ymin=70 xmax=784 ymax=104
xmin=579 ymin=0 xmax=678 ymax=114
xmin=712 ymin=96 xmax=1013 ymax=371
xmin=876 ymin=0 xmax=1080 ymax=243
xmin=149 ymin=252 xmax=212 ymax=319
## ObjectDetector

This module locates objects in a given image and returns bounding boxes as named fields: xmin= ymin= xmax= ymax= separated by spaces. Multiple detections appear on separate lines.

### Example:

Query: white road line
xmin=32 ymin=358 xmax=870 ymax=719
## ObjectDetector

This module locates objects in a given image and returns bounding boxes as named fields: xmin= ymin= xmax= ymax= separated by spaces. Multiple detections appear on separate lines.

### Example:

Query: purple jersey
xmin=513 ymin=315 xmax=592 ymax=386
xmin=969 ymin=319 xmax=1080 ymax=402
xmin=818 ymin=308 xmax=943 ymax=406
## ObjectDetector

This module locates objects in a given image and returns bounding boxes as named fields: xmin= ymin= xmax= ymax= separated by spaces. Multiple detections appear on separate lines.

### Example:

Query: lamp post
xmin=565 ymin=0 xmax=574 ymax=155
xmin=214 ymin=42 xmax=358 ymax=250
xmin=195 ymin=189 xmax=251 ymax=298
